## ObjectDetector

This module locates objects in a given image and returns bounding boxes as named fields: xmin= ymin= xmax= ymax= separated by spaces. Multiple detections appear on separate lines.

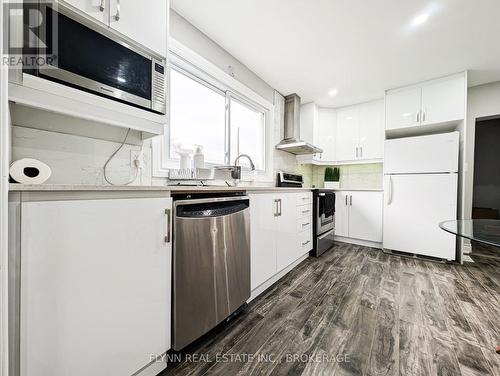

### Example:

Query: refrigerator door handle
xmin=387 ymin=176 xmax=394 ymax=205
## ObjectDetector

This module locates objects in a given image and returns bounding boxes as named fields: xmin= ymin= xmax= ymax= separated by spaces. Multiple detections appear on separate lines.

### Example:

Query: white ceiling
xmin=171 ymin=0 xmax=500 ymax=108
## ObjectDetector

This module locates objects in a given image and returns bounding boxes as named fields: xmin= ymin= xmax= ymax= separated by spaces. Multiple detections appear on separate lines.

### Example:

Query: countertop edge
xmin=8 ymin=184 xmax=314 ymax=193
xmin=9 ymin=184 xmax=383 ymax=193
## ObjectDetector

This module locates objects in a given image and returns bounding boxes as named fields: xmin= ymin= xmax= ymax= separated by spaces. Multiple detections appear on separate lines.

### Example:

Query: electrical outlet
xmin=130 ymin=150 xmax=146 ymax=168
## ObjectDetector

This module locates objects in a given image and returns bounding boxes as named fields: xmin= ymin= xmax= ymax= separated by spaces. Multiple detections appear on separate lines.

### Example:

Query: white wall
xmin=464 ymin=81 xmax=500 ymax=219
xmin=1 ymin=0 xmax=10 ymax=372
xmin=170 ymin=10 xmax=275 ymax=104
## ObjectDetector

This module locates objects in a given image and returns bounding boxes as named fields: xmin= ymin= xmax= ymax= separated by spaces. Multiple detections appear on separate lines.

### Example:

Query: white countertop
xmin=331 ymin=188 xmax=384 ymax=192
xmin=9 ymin=183 xmax=313 ymax=192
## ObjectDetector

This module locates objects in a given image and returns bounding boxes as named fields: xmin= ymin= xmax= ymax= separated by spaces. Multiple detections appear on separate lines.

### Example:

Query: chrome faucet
xmin=214 ymin=154 xmax=255 ymax=183
xmin=234 ymin=154 xmax=255 ymax=171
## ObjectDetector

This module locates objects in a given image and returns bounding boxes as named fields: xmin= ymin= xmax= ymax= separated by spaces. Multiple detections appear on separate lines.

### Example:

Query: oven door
xmin=316 ymin=194 xmax=335 ymax=235
xmin=33 ymin=3 xmax=165 ymax=112
xmin=315 ymin=228 xmax=335 ymax=257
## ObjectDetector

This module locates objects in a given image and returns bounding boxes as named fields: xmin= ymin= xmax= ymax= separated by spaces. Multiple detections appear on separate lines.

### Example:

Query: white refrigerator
xmin=383 ymin=131 xmax=459 ymax=260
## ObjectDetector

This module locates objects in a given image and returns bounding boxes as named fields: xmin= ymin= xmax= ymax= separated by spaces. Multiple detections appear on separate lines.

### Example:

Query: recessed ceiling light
xmin=411 ymin=13 xmax=429 ymax=27
xmin=328 ymin=89 xmax=338 ymax=96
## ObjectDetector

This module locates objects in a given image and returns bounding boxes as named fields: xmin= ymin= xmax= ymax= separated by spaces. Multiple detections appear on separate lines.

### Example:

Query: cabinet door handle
xmin=387 ymin=176 xmax=394 ymax=205
xmin=274 ymin=199 xmax=279 ymax=217
xmin=164 ymin=209 xmax=171 ymax=243
xmin=99 ymin=0 xmax=105 ymax=11
xmin=113 ymin=0 xmax=121 ymax=21
xmin=302 ymin=240 xmax=311 ymax=246
xmin=416 ymin=111 xmax=420 ymax=123
xmin=349 ymin=195 xmax=352 ymax=206
xmin=422 ymin=110 xmax=426 ymax=122
xmin=360 ymin=147 xmax=363 ymax=158
xmin=355 ymin=146 xmax=359 ymax=159
xmin=278 ymin=199 xmax=282 ymax=217
xmin=345 ymin=195 xmax=348 ymax=205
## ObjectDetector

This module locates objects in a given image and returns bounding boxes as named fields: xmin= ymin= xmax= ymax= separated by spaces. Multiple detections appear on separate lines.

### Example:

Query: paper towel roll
xmin=10 ymin=158 xmax=52 ymax=184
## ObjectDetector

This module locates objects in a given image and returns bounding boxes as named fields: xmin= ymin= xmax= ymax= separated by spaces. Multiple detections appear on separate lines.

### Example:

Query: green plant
xmin=324 ymin=167 xmax=340 ymax=182
xmin=332 ymin=167 xmax=340 ymax=182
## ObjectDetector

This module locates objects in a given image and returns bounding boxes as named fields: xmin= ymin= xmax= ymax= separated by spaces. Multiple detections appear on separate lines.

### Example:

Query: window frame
xmin=153 ymin=38 xmax=274 ymax=182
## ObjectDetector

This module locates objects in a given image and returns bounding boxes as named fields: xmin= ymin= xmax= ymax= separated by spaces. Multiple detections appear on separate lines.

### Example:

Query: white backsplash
xmin=11 ymin=126 xmax=152 ymax=186
xmin=312 ymin=163 xmax=383 ymax=189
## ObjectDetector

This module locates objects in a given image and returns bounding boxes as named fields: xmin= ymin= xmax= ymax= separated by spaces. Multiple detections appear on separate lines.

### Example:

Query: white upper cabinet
xmin=420 ymin=75 xmax=465 ymax=125
xmin=63 ymin=0 xmax=109 ymax=24
xmin=336 ymin=100 xmax=384 ymax=162
xmin=335 ymin=106 xmax=359 ymax=161
xmin=63 ymin=0 xmax=168 ymax=57
xmin=109 ymin=0 xmax=168 ymax=57
xmin=298 ymin=99 xmax=384 ymax=164
xmin=385 ymin=73 xmax=466 ymax=131
xmin=385 ymin=87 xmax=421 ymax=130
xmin=300 ymin=102 xmax=317 ymax=145
xmin=358 ymin=100 xmax=384 ymax=160
xmin=315 ymin=108 xmax=336 ymax=161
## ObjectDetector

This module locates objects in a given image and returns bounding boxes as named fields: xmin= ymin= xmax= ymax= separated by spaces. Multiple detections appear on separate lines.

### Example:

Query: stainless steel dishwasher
xmin=172 ymin=195 xmax=250 ymax=350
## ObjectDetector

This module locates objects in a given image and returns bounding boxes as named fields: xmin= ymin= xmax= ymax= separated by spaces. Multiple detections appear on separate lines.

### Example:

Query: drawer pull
xmin=302 ymin=240 xmax=311 ymax=246
xmin=302 ymin=222 xmax=310 ymax=227
xmin=302 ymin=209 xmax=310 ymax=214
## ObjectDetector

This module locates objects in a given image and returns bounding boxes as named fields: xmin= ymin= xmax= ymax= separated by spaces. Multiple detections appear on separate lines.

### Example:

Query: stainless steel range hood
xmin=275 ymin=94 xmax=323 ymax=155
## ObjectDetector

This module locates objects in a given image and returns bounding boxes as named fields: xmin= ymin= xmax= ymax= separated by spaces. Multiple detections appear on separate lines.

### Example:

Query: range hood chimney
xmin=275 ymin=94 xmax=323 ymax=155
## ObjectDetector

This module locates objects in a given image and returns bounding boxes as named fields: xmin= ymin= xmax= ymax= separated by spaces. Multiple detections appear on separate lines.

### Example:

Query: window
xmin=163 ymin=56 xmax=269 ymax=175
xmin=169 ymin=68 xmax=226 ymax=164
xmin=229 ymin=97 xmax=266 ymax=170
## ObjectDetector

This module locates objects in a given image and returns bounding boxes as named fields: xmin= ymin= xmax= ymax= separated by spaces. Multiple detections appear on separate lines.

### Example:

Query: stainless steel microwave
xmin=20 ymin=1 xmax=167 ymax=114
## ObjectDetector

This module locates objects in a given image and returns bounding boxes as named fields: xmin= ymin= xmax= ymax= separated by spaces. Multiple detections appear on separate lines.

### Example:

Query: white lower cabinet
xmin=14 ymin=195 xmax=172 ymax=376
xmin=334 ymin=191 xmax=350 ymax=237
xmin=334 ymin=191 xmax=383 ymax=243
xmin=249 ymin=193 xmax=278 ymax=289
xmin=249 ymin=192 xmax=312 ymax=290
xmin=276 ymin=194 xmax=302 ymax=271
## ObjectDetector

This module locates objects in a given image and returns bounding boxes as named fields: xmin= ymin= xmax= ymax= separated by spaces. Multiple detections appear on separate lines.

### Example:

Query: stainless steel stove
xmin=312 ymin=189 xmax=336 ymax=257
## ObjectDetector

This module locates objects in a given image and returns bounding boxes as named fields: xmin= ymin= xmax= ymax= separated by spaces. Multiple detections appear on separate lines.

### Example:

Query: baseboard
xmin=248 ymin=252 xmax=310 ymax=302
xmin=333 ymin=236 xmax=383 ymax=249
xmin=134 ymin=355 xmax=166 ymax=376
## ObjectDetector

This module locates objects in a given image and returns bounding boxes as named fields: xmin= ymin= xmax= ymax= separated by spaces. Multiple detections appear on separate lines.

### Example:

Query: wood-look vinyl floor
xmin=161 ymin=243 xmax=500 ymax=376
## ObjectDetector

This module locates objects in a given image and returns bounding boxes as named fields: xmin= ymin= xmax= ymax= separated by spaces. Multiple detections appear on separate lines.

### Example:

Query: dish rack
xmin=168 ymin=168 xmax=215 ymax=181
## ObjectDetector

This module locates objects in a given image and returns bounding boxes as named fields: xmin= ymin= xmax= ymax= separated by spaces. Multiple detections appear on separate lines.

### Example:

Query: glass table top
xmin=439 ymin=219 xmax=500 ymax=248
